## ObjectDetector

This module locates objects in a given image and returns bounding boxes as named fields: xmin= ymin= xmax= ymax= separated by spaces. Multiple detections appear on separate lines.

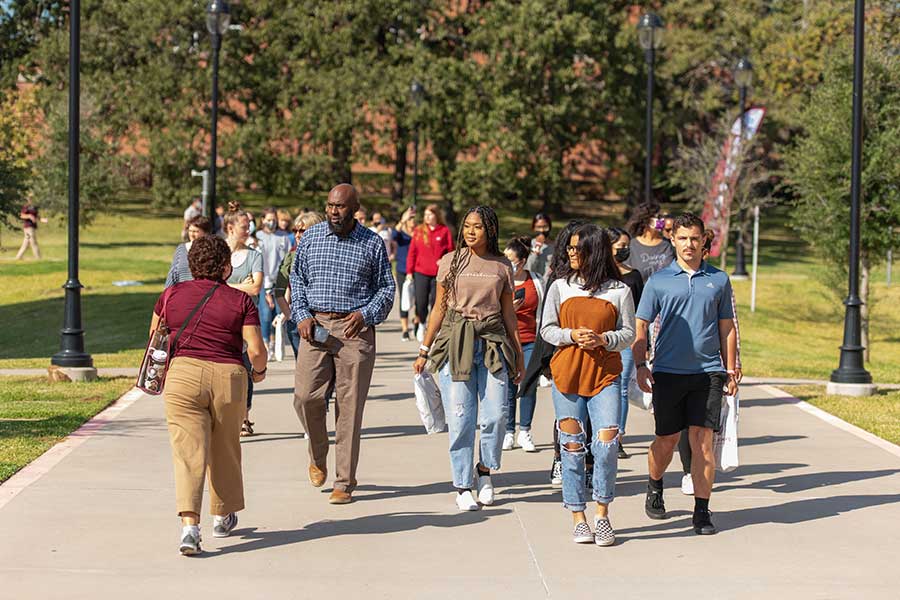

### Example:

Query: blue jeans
xmin=257 ymin=294 xmax=280 ymax=341
xmin=552 ymin=378 xmax=621 ymax=511
xmin=619 ymin=347 xmax=634 ymax=434
xmin=438 ymin=340 xmax=508 ymax=489
xmin=506 ymin=342 xmax=535 ymax=432
xmin=286 ymin=319 xmax=300 ymax=358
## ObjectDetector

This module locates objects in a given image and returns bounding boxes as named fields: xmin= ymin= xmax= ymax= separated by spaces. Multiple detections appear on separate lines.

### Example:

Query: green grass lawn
xmin=1 ymin=194 xmax=898 ymax=383
xmin=0 ymin=377 xmax=134 ymax=482
xmin=782 ymin=385 xmax=900 ymax=446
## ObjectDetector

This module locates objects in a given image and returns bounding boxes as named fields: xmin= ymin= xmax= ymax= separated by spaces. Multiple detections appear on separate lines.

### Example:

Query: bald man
xmin=289 ymin=184 xmax=396 ymax=504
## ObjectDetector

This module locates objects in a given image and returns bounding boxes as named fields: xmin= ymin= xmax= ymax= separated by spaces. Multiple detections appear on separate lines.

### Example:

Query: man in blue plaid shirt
xmin=290 ymin=184 xmax=395 ymax=504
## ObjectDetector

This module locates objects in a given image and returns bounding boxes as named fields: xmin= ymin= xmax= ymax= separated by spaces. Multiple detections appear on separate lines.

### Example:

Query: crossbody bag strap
xmin=170 ymin=284 xmax=219 ymax=354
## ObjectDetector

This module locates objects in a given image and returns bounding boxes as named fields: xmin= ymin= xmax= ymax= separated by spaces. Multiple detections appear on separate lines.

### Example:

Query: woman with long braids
xmin=541 ymin=223 xmax=635 ymax=546
xmin=413 ymin=206 xmax=524 ymax=511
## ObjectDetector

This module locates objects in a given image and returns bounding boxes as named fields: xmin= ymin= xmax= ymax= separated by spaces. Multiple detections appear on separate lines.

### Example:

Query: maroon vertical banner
xmin=702 ymin=107 xmax=766 ymax=257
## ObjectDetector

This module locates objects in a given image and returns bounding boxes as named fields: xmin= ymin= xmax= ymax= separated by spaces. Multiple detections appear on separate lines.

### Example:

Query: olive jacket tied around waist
xmin=428 ymin=310 xmax=518 ymax=382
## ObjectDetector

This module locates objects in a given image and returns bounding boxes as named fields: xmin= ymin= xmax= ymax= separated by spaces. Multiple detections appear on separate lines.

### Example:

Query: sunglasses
xmin=293 ymin=227 xmax=306 ymax=234
xmin=565 ymin=244 xmax=581 ymax=254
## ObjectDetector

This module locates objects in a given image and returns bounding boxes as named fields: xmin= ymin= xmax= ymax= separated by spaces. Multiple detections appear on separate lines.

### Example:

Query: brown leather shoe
xmin=308 ymin=464 xmax=327 ymax=488
xmin=329 ymin=489 xmax=352 ymax=505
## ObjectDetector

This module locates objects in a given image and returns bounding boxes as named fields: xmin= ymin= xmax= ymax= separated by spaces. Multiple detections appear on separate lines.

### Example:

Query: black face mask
xmin=615 ymin=247 xmax=631 ymax=263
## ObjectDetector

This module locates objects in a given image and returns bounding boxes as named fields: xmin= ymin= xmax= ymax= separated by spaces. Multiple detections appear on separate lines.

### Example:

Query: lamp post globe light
xmin=50 ymin=0 xmax=96 ymax=381
xmin=410 ymin=80 xmax=425 ymax=207
xmin=205 ymin=0 xmax=231 ymax=223
xmin=732 ymin=56 xmax=753 ymax=279
xmin=637 ymin=12 xmax=663 ymax=207
xmin=828 ymin=0 xmax=874 ymax=396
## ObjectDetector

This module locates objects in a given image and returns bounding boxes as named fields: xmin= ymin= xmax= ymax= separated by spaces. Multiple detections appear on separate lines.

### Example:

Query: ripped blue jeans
xmin=551 ymin=378 xmax=621 ymax=511
xmin=438 ymin=340 xmax=508 ymax=489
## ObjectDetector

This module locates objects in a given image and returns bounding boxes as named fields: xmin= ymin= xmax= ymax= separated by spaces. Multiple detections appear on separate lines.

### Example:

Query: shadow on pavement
xmin=201 ymin=509 xmax=511 ymax=556
xmin=616 ymin=494 xmax=900 ymax=541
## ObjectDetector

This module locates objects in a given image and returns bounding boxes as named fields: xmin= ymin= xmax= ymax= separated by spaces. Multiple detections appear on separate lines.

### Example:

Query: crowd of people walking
xmin=154 ymin=187 xmax=740 ymax=554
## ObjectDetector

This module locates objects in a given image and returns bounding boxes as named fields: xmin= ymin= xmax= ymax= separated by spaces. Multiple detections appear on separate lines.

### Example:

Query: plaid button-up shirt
xmin=289 ymin=221 xmax=395 ymax=326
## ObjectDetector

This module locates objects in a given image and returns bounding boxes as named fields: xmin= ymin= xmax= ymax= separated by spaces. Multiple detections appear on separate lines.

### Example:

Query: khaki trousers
xmin=164 ymin=357 xmax=247 ymax=516
xmin=294 ymin=314 xmax=376 ymax=493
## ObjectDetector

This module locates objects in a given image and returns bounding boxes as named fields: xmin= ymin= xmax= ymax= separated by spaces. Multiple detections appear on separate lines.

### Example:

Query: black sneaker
xmin=550 ymin=458 xmax=562 ymax=487
xmin=693 ymin=509 xmax=717 ymax=535
xmin=617 ymin=440 xmax=629 ymax=459
xmin=401 ymin=331 xmax=411 ymax=342
xmin=645 ymin=486 xmax=667 ymax=520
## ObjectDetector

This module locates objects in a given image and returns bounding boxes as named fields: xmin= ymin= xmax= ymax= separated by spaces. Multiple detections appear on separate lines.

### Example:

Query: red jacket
xmin=406 ymin=224 xmax=454 ymax=277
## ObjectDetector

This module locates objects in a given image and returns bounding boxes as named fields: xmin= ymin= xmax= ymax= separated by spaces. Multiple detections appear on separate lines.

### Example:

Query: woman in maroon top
xmin=405 ymin=203 xmax=454 ymax=340
xmin=15 ymin=201 xmax=42 ymax=260
xmin=149 ymin=235 xmax=267 ymax=556
xmin=502 ymin=236 xmax=545 ymax=453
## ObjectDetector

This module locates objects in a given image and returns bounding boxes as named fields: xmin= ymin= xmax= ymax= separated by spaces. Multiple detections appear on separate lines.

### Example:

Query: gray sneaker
xmin=212 ymin=512 xmax=238 ymax=538
xmin=179 ymin=526 xmax=202 ymax=556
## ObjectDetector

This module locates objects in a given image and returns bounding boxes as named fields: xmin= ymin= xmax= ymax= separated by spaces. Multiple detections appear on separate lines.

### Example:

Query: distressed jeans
xmin=438 ymin=340 xmax=508 ymax=489
xmin=552 ymin=377 xmax=621 ymax=511
xmin=506 ymin=342 xmax=536 ymax=433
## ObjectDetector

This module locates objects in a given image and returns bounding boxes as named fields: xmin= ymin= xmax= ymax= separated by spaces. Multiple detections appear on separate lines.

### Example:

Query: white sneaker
xmin=456 ymin=490 xmax=480 ymax=511
xmin=517 ymin=429 xmax=536 ymax=452
xmin=681 ymin=474 xmax=694 ymax=496
xmin=179 ymin=525 xmax=202 ymax=556
xmin=416 ymin=324 xmax=425 ymax=342
xmin=477 ymin=474 xmax=495 ymax=506
xmin=502 ymin=431 xmax=515 ymax=450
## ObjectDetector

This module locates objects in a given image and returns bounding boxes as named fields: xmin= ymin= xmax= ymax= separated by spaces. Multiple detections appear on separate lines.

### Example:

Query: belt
xmin=312 ymin=311 xmax=351 ymax=319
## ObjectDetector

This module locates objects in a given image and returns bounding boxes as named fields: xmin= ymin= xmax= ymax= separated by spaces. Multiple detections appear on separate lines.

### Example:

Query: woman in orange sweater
xmin=540 ymin=224 xmax=635 ymax=547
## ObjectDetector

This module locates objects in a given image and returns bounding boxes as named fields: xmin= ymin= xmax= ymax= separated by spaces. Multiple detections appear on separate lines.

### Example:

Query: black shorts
xmin=651 ymin=371 xmax=727 ymax=436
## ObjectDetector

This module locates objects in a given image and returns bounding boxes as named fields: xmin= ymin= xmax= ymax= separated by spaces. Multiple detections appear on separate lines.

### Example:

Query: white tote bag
xmin=714 ymin=394 xmax=740 ymax=472
xmin=400 ymin=278 xmax=414 ymax=313
xmin=627 ymin=366 xmax=654 ymax=411
xmin=414 ymin=372 xmax=446 ymax=434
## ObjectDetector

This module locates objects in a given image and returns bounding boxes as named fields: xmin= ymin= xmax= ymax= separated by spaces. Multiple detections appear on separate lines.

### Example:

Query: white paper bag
xmin=414 ymin=372 xmax=446 ymax=434
xmin=400 ymin=278 xmax=414 ymax=313
xmin=714 ymin=394 xmax=740 ymax=472
xmin=273 ymin=313 xmax=285 ymax=362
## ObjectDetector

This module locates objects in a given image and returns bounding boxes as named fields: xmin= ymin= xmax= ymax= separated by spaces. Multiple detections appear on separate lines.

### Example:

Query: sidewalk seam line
xmin=513 ymin=505 xmax=551 ymax=598
xmin=0 ymin=386 xmax=146 ymax=511
xmin=761 ymin=384 xmax=900 ymax=459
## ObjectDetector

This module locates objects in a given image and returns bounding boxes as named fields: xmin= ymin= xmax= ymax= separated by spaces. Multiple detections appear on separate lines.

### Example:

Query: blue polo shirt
xmin=635 ymin=260 xmax=734 ymax=375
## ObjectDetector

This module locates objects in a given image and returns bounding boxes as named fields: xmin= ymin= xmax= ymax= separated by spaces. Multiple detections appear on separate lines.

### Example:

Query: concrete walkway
xmin=1 ymin=320 xmax=899 ymax=599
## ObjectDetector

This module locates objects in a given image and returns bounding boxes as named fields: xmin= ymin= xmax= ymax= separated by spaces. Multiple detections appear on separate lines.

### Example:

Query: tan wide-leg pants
xmin=293 ymin=313 xmax=376 ymax=493
xmin=164 ymin=357 xmax=247 ymax=516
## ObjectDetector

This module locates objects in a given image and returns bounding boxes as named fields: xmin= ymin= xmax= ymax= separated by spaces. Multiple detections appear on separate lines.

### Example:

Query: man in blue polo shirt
xmin=633 ymin=212 xmax=738 ymax=535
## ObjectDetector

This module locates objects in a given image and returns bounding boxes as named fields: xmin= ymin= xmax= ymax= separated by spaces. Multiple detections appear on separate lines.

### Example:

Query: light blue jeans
xmin=438 ymin=340 xmax=509 ymax=489
xmin=552 ymin=377 xmax=621 ymax=511
xmin=619 ymin=347 xmax=634 ymax=435
xmin=506 ymin=342 xmax=536 ymax=433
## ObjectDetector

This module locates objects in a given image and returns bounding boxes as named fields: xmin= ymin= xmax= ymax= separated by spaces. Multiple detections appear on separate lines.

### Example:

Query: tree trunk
xmin=392 ymin=123 xmax=408 ymax=204
xmin=861 ymin=252 xmax=870 ymax=363
xmin=332 ymin=132 xmax=353 ymax=185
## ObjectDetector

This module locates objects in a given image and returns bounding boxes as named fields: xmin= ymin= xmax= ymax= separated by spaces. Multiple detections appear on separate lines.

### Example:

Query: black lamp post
xmin=410 ymin=80 xmax=425 ymax=207
xmin=206 ymin=0 xmax=231 ymax=223
xmin=830 ymin=0 xmax=873 ymax=390
xmin=732 ymin=57 xmax=753 ymax=279
xmin=50 ymin=0 xmax=93 ymax=372
xmin=637 ymin=12 xmax=663 ymax=207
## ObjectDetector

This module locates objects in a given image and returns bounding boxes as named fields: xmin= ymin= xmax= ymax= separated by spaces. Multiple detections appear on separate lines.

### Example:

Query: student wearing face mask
xmin=525 ymin=213 xmax=554 ymax=282
xmin=624 ymin=204 xmax=675 ymax=283
xmin=608 ymin=227 xmax=644 ymax=460
xmin=501 ymin=236 xmax=545 ymax=452
xmin=256 ymin=208 xmax=293 ymax=360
